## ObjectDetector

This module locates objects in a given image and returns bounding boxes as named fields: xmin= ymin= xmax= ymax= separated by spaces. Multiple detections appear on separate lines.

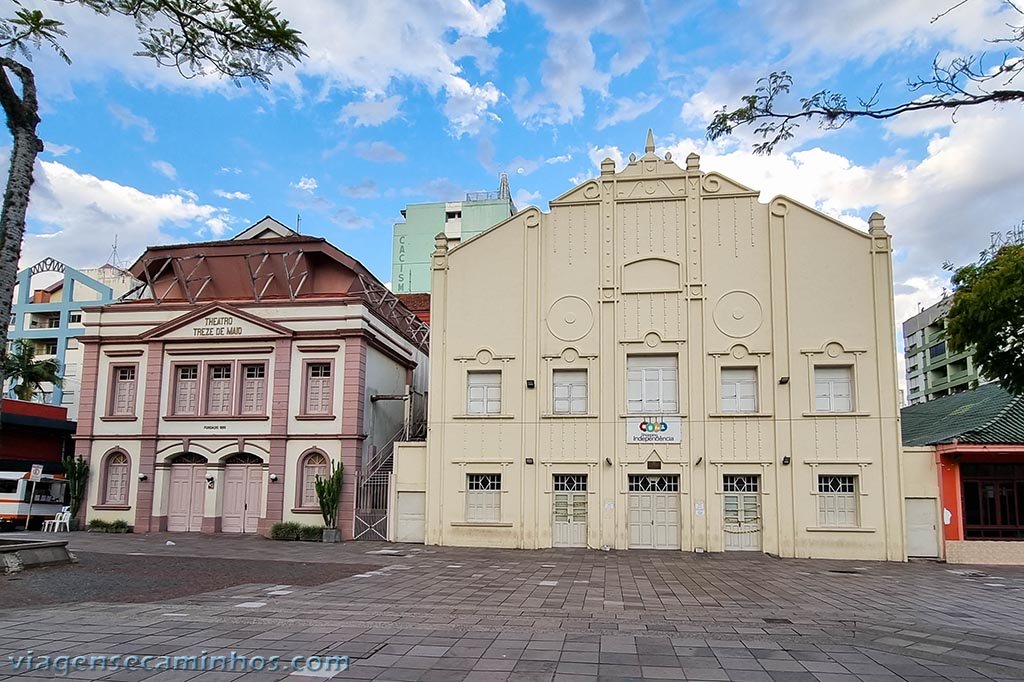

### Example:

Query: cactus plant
xmin=315 ymin=460 xmax=343 ymax=530
xmin=62 ymin=453 xmax=89 ymax=520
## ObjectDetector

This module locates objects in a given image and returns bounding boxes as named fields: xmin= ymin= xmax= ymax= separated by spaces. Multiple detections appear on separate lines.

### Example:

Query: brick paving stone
xmin=2 ymin=533 xmax=1024 ymax=681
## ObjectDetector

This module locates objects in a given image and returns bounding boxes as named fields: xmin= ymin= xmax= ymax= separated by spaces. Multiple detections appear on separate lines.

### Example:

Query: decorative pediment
xmin=142 ymin=302 xmax=292 ymax=341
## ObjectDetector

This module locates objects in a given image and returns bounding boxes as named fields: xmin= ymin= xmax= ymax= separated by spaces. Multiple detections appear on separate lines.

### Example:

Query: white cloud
xmin=218 ymin=166 xmax=243 ymax=175
xmin=109 ymin=103 xmax=156 ymax=142
xmin=403 ymin=178 xmax=463 ymax=201
xmin=513 ymin=189 xmax=542 ymax=208
xmin=514 ymin=0 xmax=654 ymax=125
xmin=213 ymin=190 xmax=251 ymax=201
xmin=331 ymin=206 xmax=373 ymax=230
xmin=354 ymin=141 xmax=407 ymax=163
xmin=291 ymin=177 xmax=319 ymax=192
xmin=655 ymin=105 xmax=1024 ymax=319
xmin=340 ymin=180 xmax=381 ymax=199
xmin=17 ymin=157 xmax=231 ymax=268
xmin=597 ymin=92 xmax=663 ymax=130
xmin=281 ymin=1 xmax=506 ymax=135
xmin=443 ymin=81 xmax=501 ymax=137
xmin=588 ymin=144 xmax=624 ymax=170
xmin=546 ymin=153 xmax=573 ymax=165
xmin=43 ymin=142 xmax=78 ymax=157
xmin=150 ymin=160 xmax=177 ymax=180
xmin=751 ymin=0 xmax=1019 ymax=65
xmin=26 ymin=1 xmax=507 ymax=136
xmin=338 ymin=94 xmax=404 ymax=126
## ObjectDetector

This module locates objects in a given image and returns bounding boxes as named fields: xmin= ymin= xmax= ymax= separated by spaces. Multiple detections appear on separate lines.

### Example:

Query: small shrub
xmin=87 ymin=519 xmax=110 ymax=531
xmin=299 ymin=524 xmax=324 ymax=541
xmin=270 ymin=521 xmax=302 ymax=540
xmin=109 ymin=519 xmax=130 ymax=533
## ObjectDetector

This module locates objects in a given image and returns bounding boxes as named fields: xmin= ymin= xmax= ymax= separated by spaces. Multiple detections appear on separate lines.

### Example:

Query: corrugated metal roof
xmin=900 ymin=383 xmax=1024 ymax=446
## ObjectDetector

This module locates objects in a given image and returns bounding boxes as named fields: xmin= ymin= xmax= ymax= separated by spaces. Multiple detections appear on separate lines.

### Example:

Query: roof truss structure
xmin=354 ymin=274 xmax=430 ymax=354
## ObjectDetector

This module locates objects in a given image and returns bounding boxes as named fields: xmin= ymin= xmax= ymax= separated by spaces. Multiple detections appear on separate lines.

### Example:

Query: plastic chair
xmin=42 ymin=506 xmax=71 ymax=532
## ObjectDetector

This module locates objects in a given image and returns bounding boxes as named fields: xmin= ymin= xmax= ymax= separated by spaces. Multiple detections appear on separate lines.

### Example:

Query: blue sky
xmin=11 ymin=0 xmax=1024 ymax=342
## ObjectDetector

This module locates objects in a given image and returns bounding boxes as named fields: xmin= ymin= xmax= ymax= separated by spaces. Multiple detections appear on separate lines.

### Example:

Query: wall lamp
xmin=269 ymin=473 xmax=278 ymax=482
xmin=137 ymin=473 xmax=148 ymax=482
xmin=779 ymin=376 xmax=790 ymax=385
xmin=782 ymin=455 xmax=792 ymax=466
xmin=205 ymin=473 xmax=215 ymax=489
xmin=605 ymin=457 xmax=613 ymax=466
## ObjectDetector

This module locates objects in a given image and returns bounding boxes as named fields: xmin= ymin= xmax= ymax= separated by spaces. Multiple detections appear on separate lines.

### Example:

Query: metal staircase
xmin=353 ymin=389 xmax=426 ymax=540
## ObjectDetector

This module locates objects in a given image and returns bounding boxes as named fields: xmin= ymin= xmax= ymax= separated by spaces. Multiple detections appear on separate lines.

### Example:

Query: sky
xmin=8 ymin=0 xmax=1024 ymax=385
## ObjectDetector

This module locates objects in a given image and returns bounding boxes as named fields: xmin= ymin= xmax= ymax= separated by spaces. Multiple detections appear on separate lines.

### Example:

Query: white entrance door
xmin=223 ymin=463 xmax=262 ymax=534
xmin=553 ymin=474 xmax=587 ymax=547
xmin=168 ymin=461 xmax=206 ymax=532
xmin=723 ymin=474 xmax=761 ymax=551
xmin=905 ymin=498 xmax=939 ymax=558
xmin=627 ymin=475 xmax=680 ymax=549
xmin=395 ymin=492 xmax=426 ymax=543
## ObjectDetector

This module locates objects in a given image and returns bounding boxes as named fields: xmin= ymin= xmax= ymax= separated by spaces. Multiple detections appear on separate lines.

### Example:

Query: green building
xmin=392 ymin=177 xmax=514 ymax=294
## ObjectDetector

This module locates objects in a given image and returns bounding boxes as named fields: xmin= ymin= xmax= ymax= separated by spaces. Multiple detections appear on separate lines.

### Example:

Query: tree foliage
xmin=707 ymin=1 xmax=1024 ymax=153
xmin=3 ymin=338 xmax=62 ymax=401
xmin=946 ymin=243 xmax=1024 ymax=394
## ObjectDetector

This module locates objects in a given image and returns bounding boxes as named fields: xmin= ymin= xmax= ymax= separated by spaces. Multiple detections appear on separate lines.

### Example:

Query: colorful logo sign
xmin=627 ymin=416 xmax=681 ymax=444
xmin=638 ymin=419 xmax=669 ymax=434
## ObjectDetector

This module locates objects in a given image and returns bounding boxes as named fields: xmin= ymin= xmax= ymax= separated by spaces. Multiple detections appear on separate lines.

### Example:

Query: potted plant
xmin=315 ymin=460 xmax=343 ymax=543
xmin=62 ymin=452 xmax=89 ymax=531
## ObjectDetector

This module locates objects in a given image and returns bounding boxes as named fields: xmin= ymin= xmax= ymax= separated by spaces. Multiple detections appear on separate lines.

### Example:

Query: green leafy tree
xmin=946 ymin=243 xmax=1024 ymax=394
xmin=3 ymin=338 xmax=61 ymax=401
xmin=707 ymin=2 xmax=1024 ymax=153
xmin=0 ymin=0 xmax=305 ymax=416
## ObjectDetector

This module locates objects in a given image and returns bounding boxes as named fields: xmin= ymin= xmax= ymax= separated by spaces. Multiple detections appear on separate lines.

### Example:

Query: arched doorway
xmin=222 ymin=453 xmax=263 ymax=534
xmin=168 ymin=453 xmax=207 ymax=532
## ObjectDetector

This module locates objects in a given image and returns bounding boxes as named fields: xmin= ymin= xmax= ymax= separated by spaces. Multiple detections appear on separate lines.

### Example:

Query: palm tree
xmin=3 ymin=339 xmax=61 ymax=401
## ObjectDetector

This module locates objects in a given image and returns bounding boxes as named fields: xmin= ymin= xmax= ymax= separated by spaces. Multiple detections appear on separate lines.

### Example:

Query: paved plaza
xmin=2 ymin=533 xmax=1024 ymax=681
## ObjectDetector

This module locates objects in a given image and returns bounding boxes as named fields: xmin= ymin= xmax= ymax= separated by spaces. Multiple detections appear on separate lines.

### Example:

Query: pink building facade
xmin=75 ymin=218 xmax=428 ymax=538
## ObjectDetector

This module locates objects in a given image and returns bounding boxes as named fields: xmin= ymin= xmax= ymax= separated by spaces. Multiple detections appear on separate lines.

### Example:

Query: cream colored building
xmin=396 ymin=132 xmax=905 ymax=560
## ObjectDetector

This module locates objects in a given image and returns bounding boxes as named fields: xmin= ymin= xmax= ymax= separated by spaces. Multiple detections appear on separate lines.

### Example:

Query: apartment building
xmin=8 ymin=259 xmax=139 ymax=419
xmin=903 ymin=298 xmax=982 ymax=405
xmin=392 ymin=176 xmax=515 ymax=294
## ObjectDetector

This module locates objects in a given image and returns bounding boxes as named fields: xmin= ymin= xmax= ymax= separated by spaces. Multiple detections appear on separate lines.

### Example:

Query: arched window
xmin=300 ymin=452 xmax=329 ymax=508
xmin=103 ymin=452 xmax=130 ymax=505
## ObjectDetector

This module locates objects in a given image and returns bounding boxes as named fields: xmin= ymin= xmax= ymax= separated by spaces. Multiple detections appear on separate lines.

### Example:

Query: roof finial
xmin=645 ymin=128 xmax=655 ymax=154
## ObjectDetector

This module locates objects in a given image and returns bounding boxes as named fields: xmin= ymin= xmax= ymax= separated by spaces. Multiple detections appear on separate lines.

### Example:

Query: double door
xmin=168 ymin=464 xmax=206 ymax=532
xmin=723 ymin=475 xmax=762 ymax=551
xmin=553 ymin=474 xmax=588 ymax=547
xmin=627 ymin=475 xmax=681 ymax=549
xmin=222 ymin=465 xmax=262 ymax=534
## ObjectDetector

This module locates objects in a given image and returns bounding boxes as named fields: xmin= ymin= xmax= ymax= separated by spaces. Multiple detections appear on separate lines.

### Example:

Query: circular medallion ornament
xmin=713 ymin=291 xmax=763 ymax=338
xmin=547 ymin=296 xmax=594 ymax=342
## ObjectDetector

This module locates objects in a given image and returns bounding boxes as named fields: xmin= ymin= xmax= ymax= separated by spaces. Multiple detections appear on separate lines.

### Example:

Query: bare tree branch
xmin=707 ymin=1 xmax=1024 ymax=154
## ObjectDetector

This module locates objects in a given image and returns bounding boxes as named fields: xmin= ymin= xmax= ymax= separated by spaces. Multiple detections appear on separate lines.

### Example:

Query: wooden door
xmin=168 ymin=464 xmax=204 ymax=532
xmin=243 ymin=466 xmax=262 ymax=533
xmin=222 ymin=466 xmax=246 ymax=533
xmin=723 ymin=475 xmax=761 ymax=551
xmin=223 ymin=465 xmax=262 ymax=534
